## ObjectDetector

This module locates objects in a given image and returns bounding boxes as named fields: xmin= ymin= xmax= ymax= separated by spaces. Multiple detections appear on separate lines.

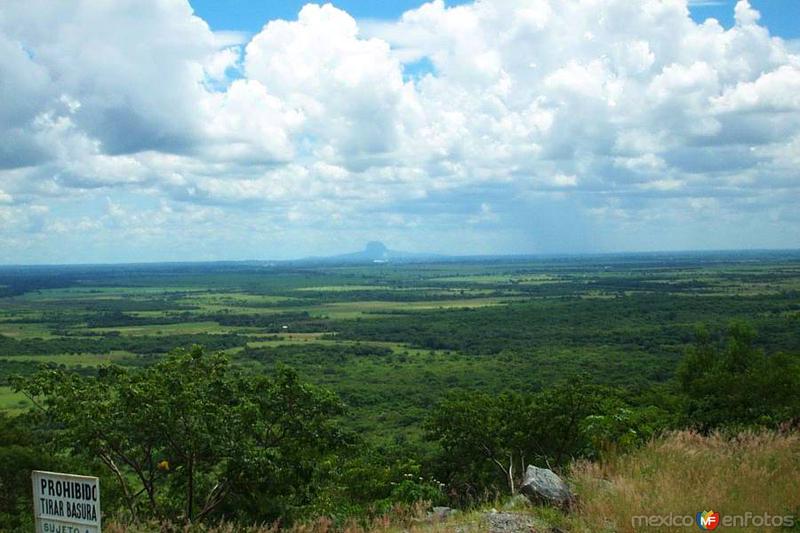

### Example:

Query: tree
xmin=14 ymin=346 xmax=348 ymax=524
xmin=677 ymin=322 xmax=800 ymax=430
xmin=518 ymin=382 xmax=614 ymax=466
xmin=424 ymin=381 xmax=623 ymax=497
xmin=424 ymin=391 xmax=527 ymax=496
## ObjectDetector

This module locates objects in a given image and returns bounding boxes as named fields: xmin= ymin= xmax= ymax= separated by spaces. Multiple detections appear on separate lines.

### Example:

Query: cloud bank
xmin=1 ymin=0 xmax=799 ymax=262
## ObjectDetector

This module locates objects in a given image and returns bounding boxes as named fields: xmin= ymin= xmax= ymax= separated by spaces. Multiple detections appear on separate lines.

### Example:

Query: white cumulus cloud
xmin=1 ymin=0 xmax=799 ymax=261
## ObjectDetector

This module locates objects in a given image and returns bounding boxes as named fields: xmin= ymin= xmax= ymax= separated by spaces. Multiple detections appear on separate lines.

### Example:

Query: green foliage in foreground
xmin=13 ymin=347 xmax=349 ymax=525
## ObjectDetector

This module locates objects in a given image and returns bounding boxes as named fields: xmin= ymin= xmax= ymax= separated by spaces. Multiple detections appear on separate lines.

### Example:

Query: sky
xmin=1 ymin=0 xmax=799 ymax=264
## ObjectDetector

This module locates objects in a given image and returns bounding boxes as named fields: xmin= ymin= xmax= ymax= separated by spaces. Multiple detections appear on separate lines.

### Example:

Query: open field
xmin=1 ymin=251 xmax=799 ymax=443
xmin=0 ymin=386 xmax=30 ymax=413
xmin=0 ymin=351 xmax=131 ymax=365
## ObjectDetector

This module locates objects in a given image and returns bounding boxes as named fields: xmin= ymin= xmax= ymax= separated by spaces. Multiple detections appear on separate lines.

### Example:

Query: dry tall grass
xmin=568 ymin=430 xmax=800 ymax=532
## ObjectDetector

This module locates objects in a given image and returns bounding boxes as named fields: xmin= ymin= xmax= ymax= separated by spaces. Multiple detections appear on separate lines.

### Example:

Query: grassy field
xmin=75 ymin=321 xmax=252 ymax=336
xmin=0 ymin=351 xmax=130 ymax=365
xmin=0 ymin=386 xmax=30 ymax=413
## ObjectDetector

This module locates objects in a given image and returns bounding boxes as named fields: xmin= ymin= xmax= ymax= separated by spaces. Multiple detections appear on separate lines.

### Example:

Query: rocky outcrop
xmin=519 ymin=465 xmax=573 ymax=507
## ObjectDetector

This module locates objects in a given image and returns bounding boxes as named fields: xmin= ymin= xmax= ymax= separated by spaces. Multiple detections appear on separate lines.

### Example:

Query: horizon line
xmin=2 ymin=247 xmax=799 ymax=269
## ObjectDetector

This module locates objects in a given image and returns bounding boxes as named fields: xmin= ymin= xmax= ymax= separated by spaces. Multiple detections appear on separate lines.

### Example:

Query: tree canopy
xmin=677 ymin=322 xmax=800 ymax=430
xmin=14 ymin=346 xmax=349 ymax=524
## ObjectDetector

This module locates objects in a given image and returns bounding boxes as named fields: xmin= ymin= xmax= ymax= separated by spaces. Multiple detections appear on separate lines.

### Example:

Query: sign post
xmin=32 ymin=470 xmax=101 ymax=533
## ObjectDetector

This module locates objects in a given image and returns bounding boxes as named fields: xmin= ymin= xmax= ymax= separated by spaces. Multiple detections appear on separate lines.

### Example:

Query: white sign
xmin=32 ymin=470 xmax=101 ymax=533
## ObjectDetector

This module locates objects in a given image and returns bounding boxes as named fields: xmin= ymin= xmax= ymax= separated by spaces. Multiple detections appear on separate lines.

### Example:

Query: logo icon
xmin=697 ymin=510 xmax=720 ymax=530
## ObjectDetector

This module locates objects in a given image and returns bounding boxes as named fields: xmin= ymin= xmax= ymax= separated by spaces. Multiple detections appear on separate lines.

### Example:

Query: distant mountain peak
xmin=293 ymin=241 xmax=442 ymax=264
xmin=363 ymin=241 xmax=388 ymax=259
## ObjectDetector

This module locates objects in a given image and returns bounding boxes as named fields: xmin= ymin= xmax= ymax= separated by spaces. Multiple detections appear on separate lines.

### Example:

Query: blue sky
xmin=189 ymin=0 xmax=470 ymax=30
xmin=1 ymin=0 xmax=799 ymax=263
xmin=189 ymin=0 xmax=800 ymax=39
xmin=688 ymin=0 xmax=800 ymax=38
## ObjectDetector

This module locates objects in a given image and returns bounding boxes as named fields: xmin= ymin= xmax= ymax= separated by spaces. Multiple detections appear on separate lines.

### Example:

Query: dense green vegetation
xmin=0 ymin=252 xmax=798 ymax=529
xmin=15 ymin=347 xmax=349 ymax=524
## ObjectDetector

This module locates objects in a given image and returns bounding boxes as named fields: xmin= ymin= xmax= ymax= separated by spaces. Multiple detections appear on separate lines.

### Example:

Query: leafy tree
xmin=424 ymin=381 xmax=624 ymax=497
xmin=677 ymin=322 xmax=800 ymax=430
xmin=14 ymin=346 xmax=349 ymax=524
xmin=424 ymin=391 xmax=523 ymax=497
xmin=518 ymin=382 xmax=615 ymax=466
